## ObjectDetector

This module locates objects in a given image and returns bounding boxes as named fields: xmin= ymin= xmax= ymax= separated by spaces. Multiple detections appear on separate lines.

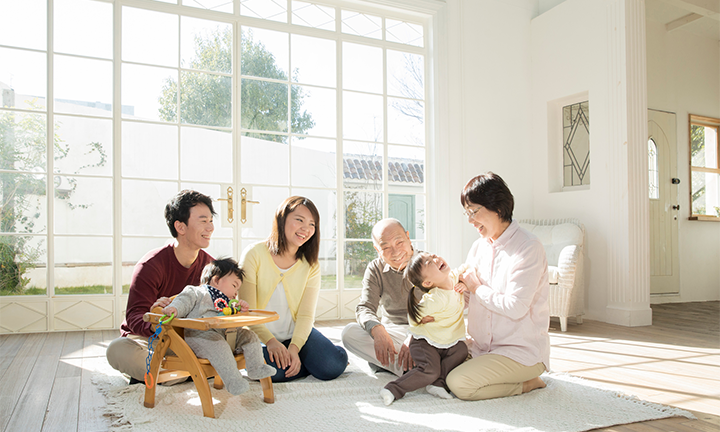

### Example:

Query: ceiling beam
xmin=666 ymin=12 xmax=704 ymax=30
xmin=656 ymin=0 xmax=720 ymax=21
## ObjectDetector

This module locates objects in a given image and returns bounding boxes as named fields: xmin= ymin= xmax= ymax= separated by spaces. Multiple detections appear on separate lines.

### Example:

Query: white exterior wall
xmin=646 ymin=19 xmax=720 ymax=303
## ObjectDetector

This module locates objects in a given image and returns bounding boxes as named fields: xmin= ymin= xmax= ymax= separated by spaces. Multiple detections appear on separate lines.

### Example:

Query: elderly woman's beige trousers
xmin=446 ymin=353 xmax=545 ymax=400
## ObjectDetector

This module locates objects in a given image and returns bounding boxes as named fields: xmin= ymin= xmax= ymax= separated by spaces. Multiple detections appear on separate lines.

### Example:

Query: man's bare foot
xmin=522 ymin=376 xmax=546 ymax=393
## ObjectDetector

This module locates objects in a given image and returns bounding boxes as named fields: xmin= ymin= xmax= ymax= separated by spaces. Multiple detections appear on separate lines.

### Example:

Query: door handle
xmin=217 ymin=187 xmax=235 ymax=223
xmin=240 ymin=188 xmax=259 ymax=224
xmin=672 ymin=205 xmax=680 ymax=210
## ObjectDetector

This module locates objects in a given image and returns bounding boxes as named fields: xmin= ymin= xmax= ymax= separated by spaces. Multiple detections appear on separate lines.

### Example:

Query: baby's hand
xmin=152 ymin=296 xmax=173 ymax=311
xmin=454 ymin=281 xmax=467 ymax=293
xmin=162 ymin=306 xmax=178 ymax=317
xmin=236 ymin=299 xmax=250 ymax=312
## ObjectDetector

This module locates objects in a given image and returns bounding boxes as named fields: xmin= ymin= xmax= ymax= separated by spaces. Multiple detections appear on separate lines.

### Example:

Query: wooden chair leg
xmin=168 ymin=332 xmax=216 ymax=418
xmin=190 ymin=372 xmax=215 ymax=418
xmin=560 ymin=316 xmax=568 ymax=332
xmin=213 ymin=373 xmax=224 ymax=390
xmin=260 ymin=376 xmax=274 ymax=403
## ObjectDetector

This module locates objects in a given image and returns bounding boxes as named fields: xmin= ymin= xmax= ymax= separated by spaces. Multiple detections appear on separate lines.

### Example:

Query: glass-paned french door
xmin=0 ymin=0 xmax=429 ymax=332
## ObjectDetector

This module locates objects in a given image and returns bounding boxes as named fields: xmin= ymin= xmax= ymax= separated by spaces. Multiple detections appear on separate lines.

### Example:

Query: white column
xmin=605 ymin=0 xmax=652 ymax=326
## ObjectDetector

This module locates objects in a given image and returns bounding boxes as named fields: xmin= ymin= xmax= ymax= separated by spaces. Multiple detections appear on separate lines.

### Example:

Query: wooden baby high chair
xmin=142 ymin=303 xmax=278 ymax=418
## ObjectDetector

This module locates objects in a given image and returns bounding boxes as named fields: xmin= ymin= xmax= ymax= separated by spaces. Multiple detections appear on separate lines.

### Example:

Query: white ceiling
xmin=645 ymin=0 xmax=720 ymax=41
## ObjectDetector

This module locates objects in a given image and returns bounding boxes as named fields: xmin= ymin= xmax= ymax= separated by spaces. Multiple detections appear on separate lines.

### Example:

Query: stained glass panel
xmin=563 ymin=101 xmax=590 ymax=187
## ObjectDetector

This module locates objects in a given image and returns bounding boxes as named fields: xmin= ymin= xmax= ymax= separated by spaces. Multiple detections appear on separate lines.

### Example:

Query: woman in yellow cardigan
xmin=239 ymin=196 xmax=348 ymax=382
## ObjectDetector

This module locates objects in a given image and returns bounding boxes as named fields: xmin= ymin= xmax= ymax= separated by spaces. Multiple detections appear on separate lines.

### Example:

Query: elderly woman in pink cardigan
xmin=448 ymin=172 xmax=550 ymax=401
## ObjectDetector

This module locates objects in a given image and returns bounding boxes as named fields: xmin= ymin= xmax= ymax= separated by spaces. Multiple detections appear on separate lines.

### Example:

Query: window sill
xmin=688 ymin=215 xmax=720 ymax=222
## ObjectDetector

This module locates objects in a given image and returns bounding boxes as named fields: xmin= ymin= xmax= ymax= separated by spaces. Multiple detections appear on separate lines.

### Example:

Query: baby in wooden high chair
xmin=162 ymin=257 xmax=275 ymax=395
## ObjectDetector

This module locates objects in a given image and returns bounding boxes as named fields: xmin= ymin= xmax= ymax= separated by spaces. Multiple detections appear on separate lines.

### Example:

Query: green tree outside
xmin=158 ymin=28 xmax=314 ymax=141
xmin=690 ymin=125 xmax=708 ymax=215
xmin=0 ymin=103 xmax=47 ymax=294
xmin=344 ymin=191 xmax=382 ymax=282
xmin=1 ymin=98 xmax=107 ymax=295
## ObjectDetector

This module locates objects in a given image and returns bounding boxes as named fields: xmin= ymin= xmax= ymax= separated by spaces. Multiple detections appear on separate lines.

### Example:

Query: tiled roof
xmin=343 ymin=156 xmax=424 ymax=183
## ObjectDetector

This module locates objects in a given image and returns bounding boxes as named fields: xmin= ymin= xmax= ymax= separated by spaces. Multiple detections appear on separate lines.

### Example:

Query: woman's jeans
xmin=262 ymin=327 xmax=348 ymax=382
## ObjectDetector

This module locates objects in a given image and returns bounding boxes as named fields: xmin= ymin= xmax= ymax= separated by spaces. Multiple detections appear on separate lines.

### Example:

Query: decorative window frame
xmin=548 ymin=91 xmax=590 ymax=192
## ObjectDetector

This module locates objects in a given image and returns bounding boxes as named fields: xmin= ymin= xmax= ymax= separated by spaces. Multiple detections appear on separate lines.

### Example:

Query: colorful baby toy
xmin=214 ymin=298 xmax=243 ymax=315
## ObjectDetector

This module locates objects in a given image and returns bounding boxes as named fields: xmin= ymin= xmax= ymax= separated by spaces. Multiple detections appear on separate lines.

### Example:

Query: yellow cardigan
xmin=239 ymin=241 xmax=320 ymax=350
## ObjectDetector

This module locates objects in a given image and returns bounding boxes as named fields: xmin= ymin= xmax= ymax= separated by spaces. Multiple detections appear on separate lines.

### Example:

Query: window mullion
xmin=113 ymin=0 xmax=124 ymax=320
xmin=336 ymin=13 xmax=345 ymax=298
xmin=47 ymin=0 xmax=55 ymax=303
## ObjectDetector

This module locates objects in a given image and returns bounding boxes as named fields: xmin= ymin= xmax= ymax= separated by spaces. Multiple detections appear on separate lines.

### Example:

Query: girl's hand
xmin=236 ymin=299 xmax=250 ymax=312
xmin=419 ymin=315 xmax=435 ymax=324
xmin=285 ymin=344 xmax=302 ymax=378
xmin=464 ymin=336 xmax=474 ymax=348
xmin=162 ymin=306 xmax=177 ymax=316
xmin=454 ymin=281 xmax=467 ymax=293
xmin=266 ymin=338 xmax=291 ymax=370
xmin=460 ymin=268 xmax=481 ymax=294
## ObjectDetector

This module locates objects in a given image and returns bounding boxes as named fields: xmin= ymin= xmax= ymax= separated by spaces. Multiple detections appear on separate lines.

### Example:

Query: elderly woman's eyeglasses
xmin=463 ymin=207 xmax=481 ymax=218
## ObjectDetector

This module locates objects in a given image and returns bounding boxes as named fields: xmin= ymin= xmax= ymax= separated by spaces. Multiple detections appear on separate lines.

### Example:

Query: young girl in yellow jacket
xmin=380 ymin=252 xmax=468 ymax=405
xmin=239 ymin=196 xmax=347 ymax=382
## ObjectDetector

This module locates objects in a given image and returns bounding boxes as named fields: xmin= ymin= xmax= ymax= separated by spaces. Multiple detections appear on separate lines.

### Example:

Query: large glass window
xmin=1 ymin=0 xmax=113 ymax=297
xmin=0 ymin=0 xmax=430 ymax=306
xmin=689 ymin=114 xmax=720 ymax=220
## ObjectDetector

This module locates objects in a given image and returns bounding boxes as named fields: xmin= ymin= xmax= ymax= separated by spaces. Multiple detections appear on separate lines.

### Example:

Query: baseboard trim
xmin=605 ymin=305 xmax=653 ymax=327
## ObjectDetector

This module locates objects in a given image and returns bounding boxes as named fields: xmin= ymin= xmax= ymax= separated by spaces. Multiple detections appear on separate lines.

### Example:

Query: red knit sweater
xmin=120 ymin=244 xmax=213 ymax=337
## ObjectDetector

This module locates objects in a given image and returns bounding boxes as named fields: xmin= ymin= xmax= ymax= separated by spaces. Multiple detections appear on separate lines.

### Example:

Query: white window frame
xmin=0 ymin=0 xmax=448 ymax=331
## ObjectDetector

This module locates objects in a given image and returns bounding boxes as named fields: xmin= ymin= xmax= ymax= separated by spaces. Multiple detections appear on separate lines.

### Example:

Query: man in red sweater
xmin=106 ymin=190 xmax=216 ymax=384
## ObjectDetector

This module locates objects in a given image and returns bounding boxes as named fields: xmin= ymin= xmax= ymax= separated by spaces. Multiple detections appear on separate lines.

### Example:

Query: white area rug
xmin=93 ymin=354 xmax=693 ymax=432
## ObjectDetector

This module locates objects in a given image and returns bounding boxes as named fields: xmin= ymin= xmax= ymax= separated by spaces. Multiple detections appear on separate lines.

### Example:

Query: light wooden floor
xmin=0 ymin=302 xmax=718 ymax=431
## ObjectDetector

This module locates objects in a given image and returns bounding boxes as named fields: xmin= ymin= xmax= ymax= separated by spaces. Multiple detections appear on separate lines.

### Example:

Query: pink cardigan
xmin=463 ymin=220 xmax=551 ymax=370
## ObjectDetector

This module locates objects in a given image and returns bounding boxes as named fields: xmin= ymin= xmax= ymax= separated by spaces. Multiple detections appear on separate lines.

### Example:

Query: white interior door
xmin=648 ymin=109 xmax=680 ymax=295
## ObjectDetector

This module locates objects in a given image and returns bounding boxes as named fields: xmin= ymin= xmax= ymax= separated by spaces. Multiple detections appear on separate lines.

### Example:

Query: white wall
xmin=439 ymin=0 xmax=536 ymax=260
xmin=439 ymin=0 xmax=625 ymax=322
xmin=529 ymin=0 xmax=614 ymax=320
xmin=646 ymin=19 xmax=720 ymax=302
xmin=437 ymin=0 xmax=718 ymax=326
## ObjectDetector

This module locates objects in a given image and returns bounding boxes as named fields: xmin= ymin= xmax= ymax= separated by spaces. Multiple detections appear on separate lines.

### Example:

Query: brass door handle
xmin=218 ymin=187 xmax=234 ymax=223
xmin=240 ymin=188 xmax=259 ymax=224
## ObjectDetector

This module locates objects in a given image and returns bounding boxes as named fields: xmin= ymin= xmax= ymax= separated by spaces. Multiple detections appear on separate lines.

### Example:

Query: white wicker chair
xmin=518 ymin=218 xmax=585 ymax=332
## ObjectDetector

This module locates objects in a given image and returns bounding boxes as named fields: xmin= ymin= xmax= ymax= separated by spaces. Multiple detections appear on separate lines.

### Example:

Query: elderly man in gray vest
xmin=341 ymin=218 xmax=420 ymax=376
